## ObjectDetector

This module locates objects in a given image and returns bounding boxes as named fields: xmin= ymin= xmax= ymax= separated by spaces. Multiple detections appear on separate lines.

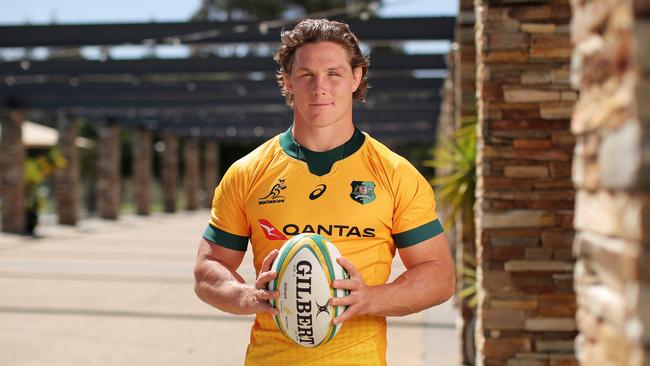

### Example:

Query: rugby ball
xmin=268 ymin=233 xmax=349 ymax=348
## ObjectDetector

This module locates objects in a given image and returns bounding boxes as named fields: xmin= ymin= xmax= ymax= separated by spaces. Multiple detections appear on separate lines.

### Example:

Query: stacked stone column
xmin=183 ymin=137 xmax=199 ymax=211
xmin=474 ymin=1 xmax=577 ymax=365
xmin=455 ymin=0 xmax=480 ymax=363
xmin=570 ymin=0 xmax=650 ymax=364
xmin=161 ymin=132 xmax=178 ymax=213
xmin=0 ymin=110 xmax=26 ymax=233
xmin=133 ymin=129 xmax=152 ymax=215
xmin=96 ymin=123 xmax=121 ymax=220
xmin=54 ymin=116 xmax=79 ymax=225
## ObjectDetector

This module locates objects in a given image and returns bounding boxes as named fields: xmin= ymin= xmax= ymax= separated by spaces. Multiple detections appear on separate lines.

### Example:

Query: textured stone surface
xmin=54 ymin=117 xmax=79 ymax=225
xmin=132 ymin=129 xmax=152 ymax=216
xmin=482 ymin=210 xmax=557 ymax=228
xmin=571 ymin=0 xmax=650 ymax=364
xmin=452 ymin=3 xmax=480 ymax=364
xmin=475 ymin=1 xmax=577 ymax=364
xmin=0 ymin=111 xmax=25 ymax=233
xmin=525 ymin=317 xmax=577 ymax=331
xmin=505 ymin=260 xmax=574 ymax=272
xmin=96 ymin=124 xmax=120 ymax=220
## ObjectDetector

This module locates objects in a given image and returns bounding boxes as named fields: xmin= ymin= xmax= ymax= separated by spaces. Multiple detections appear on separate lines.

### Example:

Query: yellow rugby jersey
xmin=203 ymin=126 xmax=443 ymax=366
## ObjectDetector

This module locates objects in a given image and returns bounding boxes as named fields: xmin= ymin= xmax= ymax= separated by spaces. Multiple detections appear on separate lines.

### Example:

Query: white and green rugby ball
xmin=268 ymin=233 xmax=349 ymax=348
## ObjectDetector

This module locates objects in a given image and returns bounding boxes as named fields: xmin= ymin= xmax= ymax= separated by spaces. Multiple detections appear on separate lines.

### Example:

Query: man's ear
xmin=352 ymin=67 xmax=362 ymax=92
xmin=283 ymin=73 xmax=293 ymax=94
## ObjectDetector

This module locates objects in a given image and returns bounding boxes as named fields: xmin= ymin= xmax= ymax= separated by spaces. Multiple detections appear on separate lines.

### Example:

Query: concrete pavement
xmin=0 ymin=211 xmax=460 ymax=366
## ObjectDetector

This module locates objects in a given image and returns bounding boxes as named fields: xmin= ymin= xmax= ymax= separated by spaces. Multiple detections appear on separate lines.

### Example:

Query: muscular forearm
xmin=194 ymin=258 xmax=258 ymax=315
xmin=367 ymin=259 xmax=455 ymax=317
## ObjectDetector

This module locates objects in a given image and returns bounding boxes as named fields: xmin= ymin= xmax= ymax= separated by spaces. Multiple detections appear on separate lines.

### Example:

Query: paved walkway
xmin=0 ymin=211 xmax=460 ymax=366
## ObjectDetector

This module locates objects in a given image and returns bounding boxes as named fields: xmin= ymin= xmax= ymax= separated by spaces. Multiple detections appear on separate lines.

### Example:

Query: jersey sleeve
xmin=202 ymin=160 xmax=250 ymax=251
xmin=391 ymin=159 xmax=444 ymax=248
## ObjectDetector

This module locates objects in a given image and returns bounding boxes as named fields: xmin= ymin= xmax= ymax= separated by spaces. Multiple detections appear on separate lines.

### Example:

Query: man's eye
xmin=328 ymin=73 xmax=340 ymax=77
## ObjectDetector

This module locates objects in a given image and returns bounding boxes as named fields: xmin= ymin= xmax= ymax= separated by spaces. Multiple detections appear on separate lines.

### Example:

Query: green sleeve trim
xmin=202 ymin=224 xmax=249 ymax=252
xmin=393 ymin=219 xmax=444 ymax=248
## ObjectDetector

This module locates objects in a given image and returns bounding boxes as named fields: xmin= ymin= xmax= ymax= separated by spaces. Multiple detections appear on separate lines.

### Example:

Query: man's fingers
xmin=331 ymin=278 xmax=358 ymax=291
xmin=337 ymin=257 xmax=360 ymax=278
xmin=333 ymin=304 xmax=357 ymax=324
xmin=261 ymin=249 xmax=279 ymax=272
xmin=330 ymin=293 xmax=357 ymax=307
xmin=256 ymin=270 xmax=277 ymax=289
xmin=257 ymin=300 xmax=279 ymax=315
xmin=256 ymin=289 xmax=279 ymax=300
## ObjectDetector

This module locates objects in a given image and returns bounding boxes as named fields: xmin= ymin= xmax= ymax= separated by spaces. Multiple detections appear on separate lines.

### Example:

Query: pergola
xmin=0 ymin=16 xmax=455 ymax=231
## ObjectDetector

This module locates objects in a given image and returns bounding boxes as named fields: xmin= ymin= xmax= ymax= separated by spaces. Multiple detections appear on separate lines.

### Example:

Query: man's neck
xmin=291 ymin=120 xmax=355 ymax=152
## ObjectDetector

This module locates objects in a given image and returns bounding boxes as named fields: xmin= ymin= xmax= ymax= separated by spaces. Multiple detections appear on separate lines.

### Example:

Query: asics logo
xmin=309 ymin=184 xmax=327 ymax=200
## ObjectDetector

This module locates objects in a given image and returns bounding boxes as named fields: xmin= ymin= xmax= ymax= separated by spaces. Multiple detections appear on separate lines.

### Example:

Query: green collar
xmin=279 ymin=125 xmax=365 ymax=176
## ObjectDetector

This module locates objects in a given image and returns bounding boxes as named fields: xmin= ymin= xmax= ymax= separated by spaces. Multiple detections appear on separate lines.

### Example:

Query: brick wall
xmin=456 ymin=0 xmax=480 ymax=363
xmin=570 ymin=0 xmax=650 ymax=364
xmin=474 ymin=1 xmax=578 ymax=365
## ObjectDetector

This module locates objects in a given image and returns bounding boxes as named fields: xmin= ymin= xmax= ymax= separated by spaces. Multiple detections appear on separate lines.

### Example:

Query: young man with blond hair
xmin=194 ymin=18 xmax=455 ymax=365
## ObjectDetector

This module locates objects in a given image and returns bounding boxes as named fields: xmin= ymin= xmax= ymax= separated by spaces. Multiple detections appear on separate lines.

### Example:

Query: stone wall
xmin=570 ymin=0 xmax=650 ymax=364
xmin=0 ymin=111 xmax=25 ymax=233
xmin=474 ymin=1 xmax=578 ymax=365
xmin=455 ymin=0 xmax=480 ymax=363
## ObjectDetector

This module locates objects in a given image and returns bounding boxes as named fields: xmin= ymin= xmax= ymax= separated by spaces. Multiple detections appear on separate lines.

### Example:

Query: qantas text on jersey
xmin=282 ymin=223 xmax=375 ymax=238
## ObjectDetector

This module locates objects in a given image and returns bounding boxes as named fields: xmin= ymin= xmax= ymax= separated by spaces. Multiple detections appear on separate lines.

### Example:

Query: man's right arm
xmin=193 ymin=237 xmax=279 ymax=315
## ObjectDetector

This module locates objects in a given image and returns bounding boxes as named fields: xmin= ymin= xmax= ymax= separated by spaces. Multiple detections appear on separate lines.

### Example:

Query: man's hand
xmin=330 ymin=256 xmax=376 ymax=324
xmin=246 ymin=249 xmax=280 ymax=315
xmin=194 ymin=238 xmax=281 ymax=316
xmin=328 ymin=234 xmax=455 ymax=322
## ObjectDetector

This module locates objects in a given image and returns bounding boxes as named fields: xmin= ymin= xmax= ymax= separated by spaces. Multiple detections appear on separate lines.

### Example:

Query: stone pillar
xmin=571 ymin=0 xmax=650 ymax=364
xmin=203 ymin=140 xmax=221 ymax=208
xmin=54 ymin=115 xmax=79 ymax=225
xmin=132 ymin=129 xmax=152 ymax=216
xmin=0 ymin=110 xmax=26 ymax=233
xmin=455 ymin=1 xmax=480 ymax=363
xmin=96 ymin=123 xmax=121 ymax=220
xmin=183 ymin=136 xmax=199 ymax=211
xmin=457 ymin=0 xmax=478 ymax=128
xmin=161 ymin=132 xmax=178 ymax=213
xmin=474 ymin=1 xmax=577 ymax=365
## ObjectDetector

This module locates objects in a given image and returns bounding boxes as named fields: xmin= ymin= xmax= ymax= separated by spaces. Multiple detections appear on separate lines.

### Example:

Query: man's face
xmin=283 ymin=41 xmax=362 ymax=128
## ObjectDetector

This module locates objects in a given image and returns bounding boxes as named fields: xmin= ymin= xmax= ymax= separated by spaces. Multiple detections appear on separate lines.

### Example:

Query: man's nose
xmin=312 ymin=76 xmax=327 ymax=95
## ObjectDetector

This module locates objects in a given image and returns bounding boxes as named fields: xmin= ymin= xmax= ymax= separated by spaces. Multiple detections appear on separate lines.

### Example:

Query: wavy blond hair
xmin=273 ymin=18 xmax=370 ymax=107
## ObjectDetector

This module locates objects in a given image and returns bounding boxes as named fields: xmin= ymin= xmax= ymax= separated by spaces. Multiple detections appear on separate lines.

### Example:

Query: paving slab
xmin=0 ymin=211 xmax=460 ymax=366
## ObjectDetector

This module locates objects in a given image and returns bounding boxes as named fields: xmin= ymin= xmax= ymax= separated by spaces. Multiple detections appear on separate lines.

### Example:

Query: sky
xmin=0 ymin=0 xmax=457 ymax=59
xmin=0 ymin=0 xmax=457 ymax=24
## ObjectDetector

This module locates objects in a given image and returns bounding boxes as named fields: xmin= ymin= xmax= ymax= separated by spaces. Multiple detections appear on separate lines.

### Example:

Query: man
xmin=194 ymin=18 xmax=455 ymax=365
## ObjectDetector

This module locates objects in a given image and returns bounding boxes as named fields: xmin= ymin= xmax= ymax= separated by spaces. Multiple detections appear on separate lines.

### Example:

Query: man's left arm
xmin=331 ymin=233 xmax=455 ymax=323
